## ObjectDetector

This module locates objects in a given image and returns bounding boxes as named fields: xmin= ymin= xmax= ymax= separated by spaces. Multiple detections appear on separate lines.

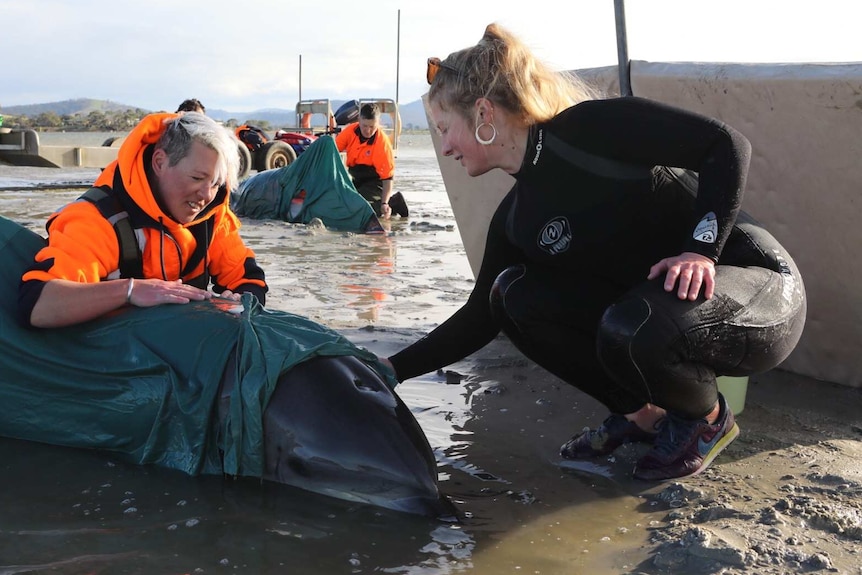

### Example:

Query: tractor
xmin=296 ymin=98 xmax=402 ymax=150
xmin=233 ymin=98 xmax=400 ymax=180
xmin=234 ymin=125 xmax=317 ymax=179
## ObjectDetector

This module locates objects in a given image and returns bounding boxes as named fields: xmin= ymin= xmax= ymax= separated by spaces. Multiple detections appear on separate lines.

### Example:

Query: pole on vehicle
xmin=395 ymin=9 xmax=401 ymax=106
xmin=297 ymin=54 xmax=303 ymax=128
xmin=394 ymin=9 xmax=401 ymax=153
xmin=614 ymin=0 xmax=633 ymax=97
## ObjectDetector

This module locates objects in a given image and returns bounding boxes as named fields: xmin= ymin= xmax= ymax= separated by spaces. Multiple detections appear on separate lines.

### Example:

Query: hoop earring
xmin=475 ymin=122 xmax=497 ymax=146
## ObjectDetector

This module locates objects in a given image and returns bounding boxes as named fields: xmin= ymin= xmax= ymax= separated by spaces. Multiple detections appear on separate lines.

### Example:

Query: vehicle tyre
xmin=255 ymin=141 xmax=296 ymax=172
xmin=236 ymin=142 xmax=252 ymax=180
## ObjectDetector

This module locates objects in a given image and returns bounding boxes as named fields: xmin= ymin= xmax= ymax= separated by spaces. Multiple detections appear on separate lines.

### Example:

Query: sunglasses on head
xmin=426 ymin=57 xmax=460 ymax=85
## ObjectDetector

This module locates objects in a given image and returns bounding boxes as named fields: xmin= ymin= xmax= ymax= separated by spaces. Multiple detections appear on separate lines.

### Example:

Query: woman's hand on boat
xmin=647 ymin=252 xmax=716 ymax=300
xmin=127 ymin=279 xmax=211 ymax=307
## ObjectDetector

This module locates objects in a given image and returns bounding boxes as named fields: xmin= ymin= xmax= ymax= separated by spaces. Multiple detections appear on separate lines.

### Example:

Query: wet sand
xmin=2 ymin=138 xmax=861 ymax=573
xmin=349 ymin=327 xmax=862 ymax=574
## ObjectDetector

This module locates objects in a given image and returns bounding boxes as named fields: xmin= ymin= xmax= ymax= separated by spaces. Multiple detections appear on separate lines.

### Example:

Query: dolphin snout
xmin=255 ymin=355 xmax=451 ymax=516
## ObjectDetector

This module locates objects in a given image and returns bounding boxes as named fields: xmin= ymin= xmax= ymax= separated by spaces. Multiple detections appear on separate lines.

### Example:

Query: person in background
xmin=18 ymin=111 xmax=267 ymax=328
xmin=381 ymin=23 xmax=806 ymax=481
xmin=335 ymin=103 xmax=408 ymax=219
xmin=176 ymin=98 xmax=206 ymax=114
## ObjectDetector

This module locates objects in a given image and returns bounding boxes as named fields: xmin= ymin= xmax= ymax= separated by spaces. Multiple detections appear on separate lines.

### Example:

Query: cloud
xmin=2 ymin=0 xmax=859 ymax=112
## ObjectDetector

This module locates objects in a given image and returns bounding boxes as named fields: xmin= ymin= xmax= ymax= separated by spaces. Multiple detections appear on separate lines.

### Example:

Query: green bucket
xmin=717 ymin=375 xmax=749 ymax=415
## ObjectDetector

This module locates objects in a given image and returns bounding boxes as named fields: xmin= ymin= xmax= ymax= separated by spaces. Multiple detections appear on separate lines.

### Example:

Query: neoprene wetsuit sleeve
xmin=389 ymin=195 xmax=520 ymax=381
xmin=388 ymin=297 xmax=500 ymax=382
xmin=558 ymin=97 xmax=750 ymax=262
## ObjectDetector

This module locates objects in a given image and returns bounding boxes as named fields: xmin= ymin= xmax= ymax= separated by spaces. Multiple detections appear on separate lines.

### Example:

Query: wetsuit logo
xmin=532 ymin=129 xmax=544 ymax=165
xmin=693 ymin=212 xmax=718 ymax=244
xmin=537 ymin=216 xmax=571 ymax=255
xmin=774 ymin=250 xmax=798 ymax=302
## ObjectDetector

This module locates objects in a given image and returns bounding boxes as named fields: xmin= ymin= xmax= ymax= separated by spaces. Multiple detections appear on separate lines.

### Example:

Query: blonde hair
xmin=428 ymin=23 xmax=600 ymax=127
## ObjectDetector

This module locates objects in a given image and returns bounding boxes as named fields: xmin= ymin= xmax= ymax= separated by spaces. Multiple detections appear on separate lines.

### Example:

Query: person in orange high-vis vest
xmin=335 ymin=103 xmax=407 ymax=219
xmin=18 ymin=111 xmax=268 ymax=329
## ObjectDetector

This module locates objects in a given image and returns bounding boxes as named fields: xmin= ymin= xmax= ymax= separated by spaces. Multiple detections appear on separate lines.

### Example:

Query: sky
xmin=1 ymin=0 xmax=860 ymax=113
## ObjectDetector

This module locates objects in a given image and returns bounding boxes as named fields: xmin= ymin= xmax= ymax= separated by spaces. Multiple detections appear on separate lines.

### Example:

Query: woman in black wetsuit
xmin=384 ymin=23 xmax=806 ymax=481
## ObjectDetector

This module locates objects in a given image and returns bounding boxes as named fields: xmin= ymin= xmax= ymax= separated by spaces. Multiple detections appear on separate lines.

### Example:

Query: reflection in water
xmin=339 ymin=233 xmax=396 ymax=323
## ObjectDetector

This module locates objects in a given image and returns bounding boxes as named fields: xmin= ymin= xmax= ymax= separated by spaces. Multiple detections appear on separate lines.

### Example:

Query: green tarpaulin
xmin=231 ymin=135 xmax=376 ymax=232
xmin=0 ymin=216 xmax=396 ymax=478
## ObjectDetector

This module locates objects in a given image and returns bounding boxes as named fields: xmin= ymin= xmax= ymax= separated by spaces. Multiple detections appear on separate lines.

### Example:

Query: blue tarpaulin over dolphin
xmin=230 ymin=135 xmax=378 ymax=232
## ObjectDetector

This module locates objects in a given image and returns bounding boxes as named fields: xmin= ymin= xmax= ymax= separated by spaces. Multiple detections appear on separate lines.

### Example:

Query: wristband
xmin=126 ymin=277 xmax=135 ymax=303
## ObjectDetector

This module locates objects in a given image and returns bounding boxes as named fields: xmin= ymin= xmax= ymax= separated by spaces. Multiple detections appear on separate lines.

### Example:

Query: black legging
xmin=490 ymin=215 xmax=806 ymax=419
xmin=349 ymin=165 xmax=384 ymax=215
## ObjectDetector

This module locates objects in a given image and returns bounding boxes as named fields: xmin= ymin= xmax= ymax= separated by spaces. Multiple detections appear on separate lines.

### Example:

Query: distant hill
xmin=399 ymin=99 xmax=428 ymax=129
xmin=2 ymin=98 xmax=146 ymax=116
xmin=2 ymin=97 xmax=430 ymax=130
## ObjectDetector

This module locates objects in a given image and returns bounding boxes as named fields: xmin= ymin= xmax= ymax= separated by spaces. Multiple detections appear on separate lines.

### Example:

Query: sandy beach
xmin=1 ymin=134 xmax=861 ymax=574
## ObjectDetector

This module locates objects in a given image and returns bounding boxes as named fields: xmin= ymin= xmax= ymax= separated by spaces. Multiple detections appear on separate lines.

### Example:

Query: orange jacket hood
xmin=94 ymin=112 xmax=230 ymax=232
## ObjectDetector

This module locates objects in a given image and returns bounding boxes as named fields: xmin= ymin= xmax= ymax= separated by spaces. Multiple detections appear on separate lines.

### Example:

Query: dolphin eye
xmin=353 ymin=377 xmax=376 ymax=392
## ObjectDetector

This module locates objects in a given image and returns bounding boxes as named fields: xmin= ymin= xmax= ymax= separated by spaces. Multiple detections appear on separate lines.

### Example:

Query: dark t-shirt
xmin=390 ymin=96 xmax=751 ymax=381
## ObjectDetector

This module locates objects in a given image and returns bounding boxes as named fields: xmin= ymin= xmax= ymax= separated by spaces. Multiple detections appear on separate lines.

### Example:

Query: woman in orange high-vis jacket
xmin=19 ymin=112 xmax=268 ymax=328
xmin=335 ymin=103 xmax=400 ymax=219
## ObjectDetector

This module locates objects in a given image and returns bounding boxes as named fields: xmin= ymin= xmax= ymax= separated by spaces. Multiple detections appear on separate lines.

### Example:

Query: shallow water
xmin=0 ymin=134 xmax=660 ymax=574
xmin=0 ymin=133 xmax=473 ymax=331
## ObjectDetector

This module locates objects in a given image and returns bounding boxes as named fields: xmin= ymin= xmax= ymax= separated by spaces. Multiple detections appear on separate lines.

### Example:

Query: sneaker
xmin=633 ymin=394 xmax=739 ymax=481
xmin=560 ymin=414 xmax=657 ymax=459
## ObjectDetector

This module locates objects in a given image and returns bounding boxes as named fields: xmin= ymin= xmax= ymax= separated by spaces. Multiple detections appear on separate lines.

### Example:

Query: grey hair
xmin=156 ymin=112 xmax=240 ymax=190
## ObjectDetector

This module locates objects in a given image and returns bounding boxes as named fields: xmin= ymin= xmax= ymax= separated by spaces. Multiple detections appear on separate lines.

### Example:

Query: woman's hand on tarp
xmin=128 ymin=278 xmax=212 ymax=307
xmin=215 ymin=289 xmax=242 ymax=301
xmin=30 ymin=278 xmax=211 ymax=328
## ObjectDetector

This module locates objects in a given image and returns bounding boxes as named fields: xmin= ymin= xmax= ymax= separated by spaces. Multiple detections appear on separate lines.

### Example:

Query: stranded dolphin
xmin=219 ymin=353 xmax=455 ymax=517
xmin=0 ymin=215 xmax=454 ymax=518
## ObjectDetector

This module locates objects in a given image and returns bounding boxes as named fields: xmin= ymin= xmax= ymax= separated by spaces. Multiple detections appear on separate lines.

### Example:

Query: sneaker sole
xmin=690 ymin=421 xmax=740 ymax=478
